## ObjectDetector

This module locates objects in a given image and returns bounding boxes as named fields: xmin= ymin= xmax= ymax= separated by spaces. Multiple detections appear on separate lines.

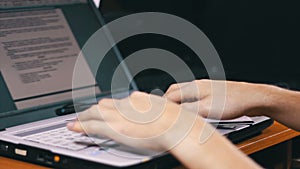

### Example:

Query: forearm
xmin=167 ymin=117 xmax=261 ymax=169
xmin=260 ymin=85 xmax=300 ymax=131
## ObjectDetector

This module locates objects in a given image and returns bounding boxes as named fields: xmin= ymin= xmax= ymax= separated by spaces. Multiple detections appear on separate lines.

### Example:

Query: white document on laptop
xmin=0 ymin=8 xmax=98 ymax=109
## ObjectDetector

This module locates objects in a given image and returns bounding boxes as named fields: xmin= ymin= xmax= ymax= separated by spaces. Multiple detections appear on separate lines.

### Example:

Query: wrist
xmin=160 ymin=111 xmax=207 ymax=151
xmin=167 ymin=117 xmax=212 ymax=168
xmin=168 ymin=116 xmax=261 ymax=169
xmin=248 ymin=83 xmax=286 ymax=117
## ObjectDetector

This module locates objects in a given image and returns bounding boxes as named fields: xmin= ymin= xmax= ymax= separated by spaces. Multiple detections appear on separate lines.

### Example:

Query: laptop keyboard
xmin=23 ymin=126 xmax=110 ymax=151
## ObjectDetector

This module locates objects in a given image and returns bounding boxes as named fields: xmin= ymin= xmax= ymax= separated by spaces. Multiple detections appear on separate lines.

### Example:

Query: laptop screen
xmin=0 ymin=0 xmax=133 ymax=116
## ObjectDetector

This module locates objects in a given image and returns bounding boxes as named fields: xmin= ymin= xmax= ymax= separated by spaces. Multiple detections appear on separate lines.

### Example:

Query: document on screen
xmin=0 ymin=8 xmax=98 ymax=109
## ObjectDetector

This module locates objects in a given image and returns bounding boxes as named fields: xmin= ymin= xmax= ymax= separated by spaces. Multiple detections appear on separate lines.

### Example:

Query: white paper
xmin=93 ymin=0 xmax=101 ymax=7
xmin=205 ymin=116 xmax=253 ymax=124
xmin=0 ymin=9 xmax=98 ymax=109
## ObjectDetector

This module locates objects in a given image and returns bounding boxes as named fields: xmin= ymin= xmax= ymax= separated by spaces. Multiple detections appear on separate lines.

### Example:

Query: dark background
xmin=100 ymin=0 xmax=300 ymax=92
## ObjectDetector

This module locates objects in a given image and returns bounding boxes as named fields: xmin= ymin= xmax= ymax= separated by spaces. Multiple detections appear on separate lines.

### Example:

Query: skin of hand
xmin=67 ymin=91 xmax=261 ymax=169
xmin=165 ymin=79 xmax=300 ymax=131
xmin=165 ymin=79 xmax=275 ymax=119
xmin=68 ymin=91 xmax=196 ymax=151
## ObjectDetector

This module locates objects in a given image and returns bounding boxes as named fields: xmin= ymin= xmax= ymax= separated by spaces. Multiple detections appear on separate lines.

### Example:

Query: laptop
xmin=0 ymin=0 xmax=168 ymax=168
xmin=0 ymin=0 xmax=273 ymax=169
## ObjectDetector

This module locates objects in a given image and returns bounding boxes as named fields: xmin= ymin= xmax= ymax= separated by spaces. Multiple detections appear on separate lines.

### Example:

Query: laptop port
xmin=37 ymin=154 xmax=60 ymax=164
xmin=36 ymin=154 xmax=45 ymax=162
xmin=0 ymin=144 xmax=9 ymax=152
xmin=14 ymin=148 xmax=27 ymax=156
xmin=45 ymin=155 xmax=54 ymax=165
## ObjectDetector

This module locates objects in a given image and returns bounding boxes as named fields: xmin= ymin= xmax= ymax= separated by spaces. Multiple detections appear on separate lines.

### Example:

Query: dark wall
xmin=100 ymin=0 xmax=300 ymax=91
xmin=197 ymin=0 xmax=300 ymax=82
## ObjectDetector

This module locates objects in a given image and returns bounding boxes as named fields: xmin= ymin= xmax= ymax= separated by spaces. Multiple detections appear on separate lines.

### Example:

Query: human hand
xmin=67 ymin=91 xmax=201 ymax=152
xmin=165 ymin=79 xmax=270 ymax=120
xmin=67 ymin=90 xmax=264 ymax=169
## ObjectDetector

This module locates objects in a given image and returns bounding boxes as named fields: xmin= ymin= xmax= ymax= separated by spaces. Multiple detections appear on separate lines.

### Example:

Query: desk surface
xmin=0 ymin=121 xmax=299 ymax=169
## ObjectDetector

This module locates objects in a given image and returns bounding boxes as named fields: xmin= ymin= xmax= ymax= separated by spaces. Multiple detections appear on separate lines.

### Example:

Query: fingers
xmin=66 ymin=91 xmax=187 ymax=151
xmin=77 ymin=99 xmax=116 ymax=122
xmin=68 ymin=99 xmax=116 ymax=135
xmin=67 ymin=120 xmax=84 ymax=133
xmin=67 ymin=120 xmax=113 ymax=138
xmin=165 ymin=81 xmax=200 ymax=103
xmin=76 ymin=105 xmax=104 ymax=121
xmin=76 ymin=92 xmax=149 ymax=121
xmin=165 ymin=82 xmax=190 ymax=94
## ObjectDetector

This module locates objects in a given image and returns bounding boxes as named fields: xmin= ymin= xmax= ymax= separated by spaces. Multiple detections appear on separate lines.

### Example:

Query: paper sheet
xmin=205 ymin=116 xmax=253 ymax=124
xmin=0 ymin=9 xmax=98 ymax=109
xmin=93 ymin=0 xmax=101 ymax=7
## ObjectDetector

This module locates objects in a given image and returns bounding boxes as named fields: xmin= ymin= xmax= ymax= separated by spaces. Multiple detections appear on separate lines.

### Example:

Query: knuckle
xmin=131 ymin=91 xmax=145 ymax=97
xmin=169 ymin=83 xmax=178 ymax=90
xmin=198 ymin=79 xmax=210 ymax=84
xmin=166 ymin=84 xmax=178 ymax=94
xmin=98 ymin=98 xmax=109 ymax=104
